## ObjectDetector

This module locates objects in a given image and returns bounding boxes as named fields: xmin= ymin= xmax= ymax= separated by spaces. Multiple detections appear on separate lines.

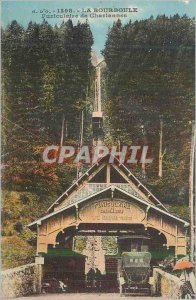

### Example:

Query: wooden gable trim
xmin=111 ymin=164 xmax=153 ymax=205
xmin=116 ymin=162 xmax=168 ymax=211
xmin=47 ymin=162 xmax=107 ymax=212
xmin=47 ymin=154 xmax=167 ymax=213
xmin=28 ymin=185 xmax=189 ymax=228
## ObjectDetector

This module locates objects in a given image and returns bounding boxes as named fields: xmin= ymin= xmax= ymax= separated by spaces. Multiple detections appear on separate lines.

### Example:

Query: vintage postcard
xmin=1 ymin=0 xmax=195 ymax=299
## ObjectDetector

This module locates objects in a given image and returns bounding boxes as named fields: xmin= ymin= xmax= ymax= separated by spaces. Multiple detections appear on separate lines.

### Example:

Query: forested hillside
xmin=102 ymin=15 xmax=195 ymax=205
xmin=1 ymin=20 xmax=94 ymax=268
xmin=1 ymin=15 xmax=194 ymax=269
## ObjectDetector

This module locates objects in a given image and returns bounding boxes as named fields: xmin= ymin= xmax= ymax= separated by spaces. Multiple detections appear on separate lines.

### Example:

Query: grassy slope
xmin=2 ymin=190 xmax=46 ymax=269
xmin=2 ymin=236 xmax=36 ymax=270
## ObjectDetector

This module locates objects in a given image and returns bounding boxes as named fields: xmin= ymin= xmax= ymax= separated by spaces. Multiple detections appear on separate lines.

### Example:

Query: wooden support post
xmin=111 ymin=186 xmax=115 ymax=199
xmin=75 ymin=204 xmax=79 ymax=228
xmin=36 ymin=224 xmax=40 ymax=255
xmin=106 ymin=164 xmax=110 ymax=185
xmin=160 ymin=216 xmax=163 ymax=229
xmin=61 ymin=214 xmax=63 ymax=227
xmin=145 ymin=206 xmax=150 ymax=229
xmin=175 ymin=225 xmax=178 ymax=258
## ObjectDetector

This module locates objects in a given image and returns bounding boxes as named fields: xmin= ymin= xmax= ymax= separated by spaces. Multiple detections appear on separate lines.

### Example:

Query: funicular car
xmin=117 ymin=235 xmax=152 ymax=296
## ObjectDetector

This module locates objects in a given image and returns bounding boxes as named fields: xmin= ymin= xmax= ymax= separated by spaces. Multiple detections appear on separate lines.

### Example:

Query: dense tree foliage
xmin=2 ymin=19 xmax=93 ymax=194
xmin=2 ymin=20 xmax=93 ymax=266
xmin=102 ymin=15 xmax=195 ymax=204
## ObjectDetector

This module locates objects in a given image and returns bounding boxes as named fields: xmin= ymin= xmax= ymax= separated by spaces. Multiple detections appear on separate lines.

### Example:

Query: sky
xmin=2 ymin=0 xmax=195 ymax=55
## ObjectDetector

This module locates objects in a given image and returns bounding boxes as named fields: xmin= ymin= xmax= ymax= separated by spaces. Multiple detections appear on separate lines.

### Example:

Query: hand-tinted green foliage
xmin=102 ymin=15 xmax=195 ymax=204
xmin=2 ymin=236 xmax=36 ymax=269
xmin=2 ymin=19 xmax=93 ymax=194
xmin=2 ymin=20 xmax=93 ymax=268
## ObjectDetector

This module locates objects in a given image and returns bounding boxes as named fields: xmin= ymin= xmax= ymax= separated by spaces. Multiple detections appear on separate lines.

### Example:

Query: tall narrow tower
xmin=92 ymin=60 xmax=104 ymax=145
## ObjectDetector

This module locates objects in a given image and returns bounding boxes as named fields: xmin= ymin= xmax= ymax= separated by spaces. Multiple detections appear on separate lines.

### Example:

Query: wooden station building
xmin=28 ymin=156 xmax=189 ymax=291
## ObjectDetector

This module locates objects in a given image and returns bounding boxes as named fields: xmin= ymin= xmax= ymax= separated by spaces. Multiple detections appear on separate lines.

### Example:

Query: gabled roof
xmin=47 ymin=154 xmax=168 ymax=213
xmin=28 ymin=184 xmax=189 ymax=229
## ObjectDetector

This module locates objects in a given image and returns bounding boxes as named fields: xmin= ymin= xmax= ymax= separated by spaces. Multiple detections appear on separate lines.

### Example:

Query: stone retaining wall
xmin=1 ymin=263 xmax=42 ymax=299
xmin=153 ymin=267 xmax=182 ymax=299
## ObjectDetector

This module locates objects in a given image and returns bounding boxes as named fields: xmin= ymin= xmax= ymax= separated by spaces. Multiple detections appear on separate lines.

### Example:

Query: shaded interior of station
xmin=40 ymin=223 xmax=174 ymax=292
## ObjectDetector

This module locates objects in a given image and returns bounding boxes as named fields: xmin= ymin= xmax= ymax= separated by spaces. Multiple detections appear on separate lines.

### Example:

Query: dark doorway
xmin=104 ymin=256 xmax=119 ymax=292
xmin=42 ymin=248 xmax=86 ymax=292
